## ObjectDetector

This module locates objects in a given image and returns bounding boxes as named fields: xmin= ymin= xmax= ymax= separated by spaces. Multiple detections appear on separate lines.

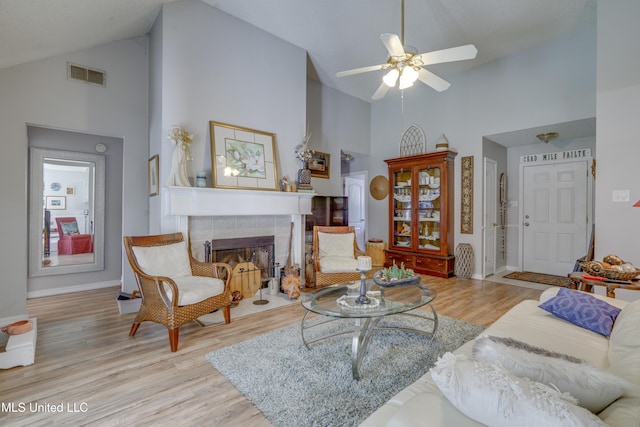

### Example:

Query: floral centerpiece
xmin=373 ymin=262 xmax=421 ymax=287
xmin=294 ymin=128 xmax=314 ymax=187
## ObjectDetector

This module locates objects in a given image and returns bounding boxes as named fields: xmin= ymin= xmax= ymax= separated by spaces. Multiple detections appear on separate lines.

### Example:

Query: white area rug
xmin=198 ymin=290 xmax=299 ymax=325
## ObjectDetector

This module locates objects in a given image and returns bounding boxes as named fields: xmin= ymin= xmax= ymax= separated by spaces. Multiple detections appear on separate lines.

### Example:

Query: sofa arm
xmin=383 ymin=392 xmax=483 ymax=427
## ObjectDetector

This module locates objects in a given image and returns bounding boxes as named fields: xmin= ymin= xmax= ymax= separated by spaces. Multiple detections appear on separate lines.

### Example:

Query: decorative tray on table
xmin=373 ymin=269 xmax=421 ymax=288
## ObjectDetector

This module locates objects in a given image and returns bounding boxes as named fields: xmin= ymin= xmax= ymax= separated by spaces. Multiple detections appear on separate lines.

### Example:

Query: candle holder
xmin=355 ymin=268 xmax=371 ymax=304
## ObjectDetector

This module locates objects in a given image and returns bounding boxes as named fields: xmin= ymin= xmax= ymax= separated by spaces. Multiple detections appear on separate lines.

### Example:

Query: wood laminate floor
xmin=0 ymin=276 xmax=543 ymax=426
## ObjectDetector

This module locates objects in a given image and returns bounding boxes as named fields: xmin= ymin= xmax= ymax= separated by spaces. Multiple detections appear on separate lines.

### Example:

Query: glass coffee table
xmin=301 ymin=280 xmax=438 ymax=380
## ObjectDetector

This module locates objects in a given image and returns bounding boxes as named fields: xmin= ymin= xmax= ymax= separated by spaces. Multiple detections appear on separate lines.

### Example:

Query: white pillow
xmin=431 ymin=352 xmax=607 ymax=427
xmin=132 ymin=241 xmax=192 ymax=278
xmin=318 ymin=232 xmax=354 ymax=259
xmin=473 ymin=335 xmax=630 ymax=413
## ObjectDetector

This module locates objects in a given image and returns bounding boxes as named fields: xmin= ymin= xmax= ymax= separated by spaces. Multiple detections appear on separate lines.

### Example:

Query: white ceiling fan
xmin=335 ymin=0 xmax=478 ymax=100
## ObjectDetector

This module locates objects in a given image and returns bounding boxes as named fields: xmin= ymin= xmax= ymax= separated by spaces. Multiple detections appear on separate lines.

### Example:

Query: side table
xmin=567 ymin=271 xmax=640 ymax=298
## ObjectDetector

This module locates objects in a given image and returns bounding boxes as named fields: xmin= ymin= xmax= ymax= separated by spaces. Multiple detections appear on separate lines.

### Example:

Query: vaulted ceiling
xmin=1 ymin=0 xmax=596 ymax=103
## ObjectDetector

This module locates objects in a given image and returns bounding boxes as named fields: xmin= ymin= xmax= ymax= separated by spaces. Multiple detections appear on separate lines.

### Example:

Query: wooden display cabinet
xmin=384 ymin=151 xmax=457 ymax=277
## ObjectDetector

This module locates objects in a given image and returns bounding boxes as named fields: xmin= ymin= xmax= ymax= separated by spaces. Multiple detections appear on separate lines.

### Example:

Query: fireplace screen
xmin=204 ymin=236 xmax=277 ymax=300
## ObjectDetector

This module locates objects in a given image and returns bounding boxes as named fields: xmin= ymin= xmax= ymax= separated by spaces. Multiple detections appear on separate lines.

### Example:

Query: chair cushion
xmin=430 ymin=352 xmax=607 ymax=427
xmin=165 ymin=276 xmax=226 ymax=306
xmin=319 ymin=256 xmax=358 ymax=273
xmin=318 ymin=232 xmax=355 ymax=259
xmin=132 ymin=241 xmax=192 ymax=278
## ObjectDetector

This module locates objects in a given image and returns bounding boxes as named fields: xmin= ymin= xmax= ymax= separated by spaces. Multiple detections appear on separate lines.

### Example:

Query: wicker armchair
xmin=123 ymin=233 xmax=232 ymax=352
xmin=313 ymin=226 xmax=371 ymax=288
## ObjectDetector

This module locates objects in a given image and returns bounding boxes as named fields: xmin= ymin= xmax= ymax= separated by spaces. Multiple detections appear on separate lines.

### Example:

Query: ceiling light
xmin=536 ymin=132 xmax=559 ymax=144
xmin=341 ymin=150 xmax=354 ymax=162
xmin=383 ymin=68 xmax=399 ymax=87
xmin=398 ymin=66 xmax=418 ymax=90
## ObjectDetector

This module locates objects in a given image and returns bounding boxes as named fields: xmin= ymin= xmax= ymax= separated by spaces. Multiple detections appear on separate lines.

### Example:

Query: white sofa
xmin=360 ymin=287 xmax=640 ymax=427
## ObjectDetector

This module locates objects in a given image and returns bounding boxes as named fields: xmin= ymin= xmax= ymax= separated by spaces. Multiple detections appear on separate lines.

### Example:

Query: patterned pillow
xmin=431 ymin=352 xmax=607 ymax=427
xmin=539 ymin=287 xmax=621 ymax=337
xmin=60 ymin=221 xmax=79 ymax=235
xmin=473 ymin=336 xmax=631 ymax=413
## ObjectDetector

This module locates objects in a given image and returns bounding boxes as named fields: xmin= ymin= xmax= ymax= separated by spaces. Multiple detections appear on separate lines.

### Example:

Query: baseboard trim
xmin=27 ymin=280 xmax=121 ymax=299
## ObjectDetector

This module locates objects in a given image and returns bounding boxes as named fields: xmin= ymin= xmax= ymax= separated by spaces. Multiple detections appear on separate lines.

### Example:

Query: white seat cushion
xmin=318 ymin=232 xmax=355 ymax=258
xmin=132 ymin=241 xmax=192 ymax=278
xmin=319 ymin=256 xmax=358 ymax=273
xmin=165 ymin=276 xmax=225 ymax=306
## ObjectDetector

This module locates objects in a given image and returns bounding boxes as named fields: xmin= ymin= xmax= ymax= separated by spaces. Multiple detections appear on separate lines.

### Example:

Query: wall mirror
xmin=29 ymin=147 xmax=105 ymax=276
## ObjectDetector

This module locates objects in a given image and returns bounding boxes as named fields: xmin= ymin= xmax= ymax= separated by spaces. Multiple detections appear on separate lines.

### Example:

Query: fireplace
xmin=205 ymin=235 xmax=277 ymax=280
xmin=167 ymin=186 xmax=314 ymax=286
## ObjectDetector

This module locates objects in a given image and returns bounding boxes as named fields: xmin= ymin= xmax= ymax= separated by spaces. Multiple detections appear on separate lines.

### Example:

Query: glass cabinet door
xmin=392 ymin=169 xmax=412 ymax=248
xmin=417 ymin=166 xmax=441 ymax=251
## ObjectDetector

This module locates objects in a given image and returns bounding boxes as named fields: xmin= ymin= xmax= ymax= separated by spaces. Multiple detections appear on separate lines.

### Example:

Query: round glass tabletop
xmin=303 ymin=280 xmax=437 ymax=318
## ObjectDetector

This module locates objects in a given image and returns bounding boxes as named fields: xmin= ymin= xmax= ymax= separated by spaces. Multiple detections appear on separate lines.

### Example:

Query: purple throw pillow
xmin=539 ymin=288 xmax=621 ymax=337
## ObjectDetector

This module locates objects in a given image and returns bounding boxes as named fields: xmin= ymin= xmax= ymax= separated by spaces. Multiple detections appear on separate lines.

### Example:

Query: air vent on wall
xmin=67 ymin=63 xmax=106 ymax=87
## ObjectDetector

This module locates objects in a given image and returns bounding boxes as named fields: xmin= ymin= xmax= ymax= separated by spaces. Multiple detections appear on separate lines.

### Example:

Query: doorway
xmin=521 ymin=160 xmax=592 ymax=276
xmin=483 ymin=158 xmax=497 ymax=277
xmin=343 ymin=172 xmax=367 ymax=250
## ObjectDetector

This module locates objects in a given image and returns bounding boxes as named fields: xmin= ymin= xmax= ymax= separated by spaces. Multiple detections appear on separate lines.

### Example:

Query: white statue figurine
xmin=167 ymin=125 xmax=193 ymax=187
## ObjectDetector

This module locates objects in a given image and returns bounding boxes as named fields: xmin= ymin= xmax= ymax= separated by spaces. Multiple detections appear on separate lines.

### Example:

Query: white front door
xmin=483 ymin=158 xmax=497 ymax=277
xmin=522 ymin=161 xmax=588 ymax=276
xmin=344 ymin=174 xmax=366 ymax=250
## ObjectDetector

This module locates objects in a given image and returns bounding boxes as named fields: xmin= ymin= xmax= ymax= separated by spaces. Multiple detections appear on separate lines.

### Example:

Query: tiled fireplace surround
xmin=168 ymin=186 xmax=314 ymax=283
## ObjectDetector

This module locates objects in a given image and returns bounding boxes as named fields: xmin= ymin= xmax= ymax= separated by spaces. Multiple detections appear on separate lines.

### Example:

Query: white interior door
xmin=522 ymin=161 xmax=588 ymax=276
xmin=344 ymin=174 xmax=366 ymax=250
xmin=483 ymin=158 xmax=497 ymax=277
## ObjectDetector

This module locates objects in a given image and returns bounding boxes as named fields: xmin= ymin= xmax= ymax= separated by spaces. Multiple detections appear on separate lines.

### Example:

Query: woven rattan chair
xmin=123 ymin=232 xmax=232 ymax=352
xmin=313 ymin=226 xmax=371 ymax=288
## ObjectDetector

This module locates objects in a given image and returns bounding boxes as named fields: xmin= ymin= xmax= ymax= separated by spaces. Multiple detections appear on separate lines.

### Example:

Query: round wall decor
xmin=370 ymin=175 xmax=389 ymax=200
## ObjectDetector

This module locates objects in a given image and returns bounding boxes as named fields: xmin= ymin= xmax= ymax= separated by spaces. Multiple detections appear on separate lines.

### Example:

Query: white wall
xmin=369 ymin=26 xmax=596 ymax=277
xmin=595 ymin=0 xmax=640 ymax=266
xmin=152 ymin=0 xmax=308 ymax=235
xmin=0 ymin=38 xmax=149 ymax=317
xmin=306 ymin=79 xmax=371 ymax=196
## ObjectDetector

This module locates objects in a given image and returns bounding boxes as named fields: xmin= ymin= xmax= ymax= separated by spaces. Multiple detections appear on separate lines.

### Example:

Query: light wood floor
xmin=1 ymin=276 xmax=543 ymax=426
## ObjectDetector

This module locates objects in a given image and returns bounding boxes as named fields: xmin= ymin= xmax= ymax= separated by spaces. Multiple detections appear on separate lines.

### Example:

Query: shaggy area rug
xmin=205 ymin=313 xmax=484 ymax=427
xmin=503 ymin=271 xmax=568 ymax=287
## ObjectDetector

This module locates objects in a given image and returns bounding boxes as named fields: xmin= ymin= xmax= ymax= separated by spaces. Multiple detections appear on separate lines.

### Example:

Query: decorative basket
xmin=579 ymin=261 xmax=640 ymax=281
xmin=373 ymin=270 xmax=421 ymax=288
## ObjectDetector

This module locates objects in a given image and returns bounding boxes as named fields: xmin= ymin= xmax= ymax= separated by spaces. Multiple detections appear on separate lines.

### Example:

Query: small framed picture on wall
xmin=148 ymin=154 xmax=159 ymax=197
xmin=309 ymin=151 xmax=330 ymax=179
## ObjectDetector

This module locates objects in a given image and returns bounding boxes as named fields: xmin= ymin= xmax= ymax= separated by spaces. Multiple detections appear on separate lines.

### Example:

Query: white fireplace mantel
xmin=167 ymin=186 xmax=314 ymax=282
xmin=167 ymin=186 xmax=314 ymax=216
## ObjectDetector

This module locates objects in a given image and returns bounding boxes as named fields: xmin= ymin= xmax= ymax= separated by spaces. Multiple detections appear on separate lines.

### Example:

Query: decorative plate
xmin=50 ymin=182 xmax=61 ymax=191
xmin=373 ymin=270 xmax=421 ymax=288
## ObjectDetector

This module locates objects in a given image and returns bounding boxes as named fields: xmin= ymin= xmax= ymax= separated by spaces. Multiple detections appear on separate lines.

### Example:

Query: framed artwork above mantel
xmin=209 ymin=121 xmax=279 ymax=191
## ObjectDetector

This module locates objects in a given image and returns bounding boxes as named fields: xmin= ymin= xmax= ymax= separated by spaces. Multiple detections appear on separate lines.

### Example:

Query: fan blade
xmin=419 ymin=44 xmax=478 ymax=66
xmin=372 ymin=82 xmax=390 ymax=100
xmin=417 ymin=68 xmax=450 ymax=92
xmin=380 ymin=33 xmax=405 ymax=57
xmin=336 ymin=64 xmax=387 ymax=78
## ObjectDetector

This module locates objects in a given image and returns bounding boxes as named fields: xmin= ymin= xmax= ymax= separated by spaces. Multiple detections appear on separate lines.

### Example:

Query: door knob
xmin=525 ymin=215 xmax=530 ymax=219
xmin=524 ymin=222 xmax=530 ymax=226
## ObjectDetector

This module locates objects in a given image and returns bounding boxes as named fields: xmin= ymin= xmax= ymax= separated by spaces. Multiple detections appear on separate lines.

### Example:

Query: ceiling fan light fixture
xmin=536 ymin=132 xmax=559 ymax=144
xmin=383 ymin=68 xmax=399 ymax=87
xmin=399 ymin=66 xmax=418 ymax=89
